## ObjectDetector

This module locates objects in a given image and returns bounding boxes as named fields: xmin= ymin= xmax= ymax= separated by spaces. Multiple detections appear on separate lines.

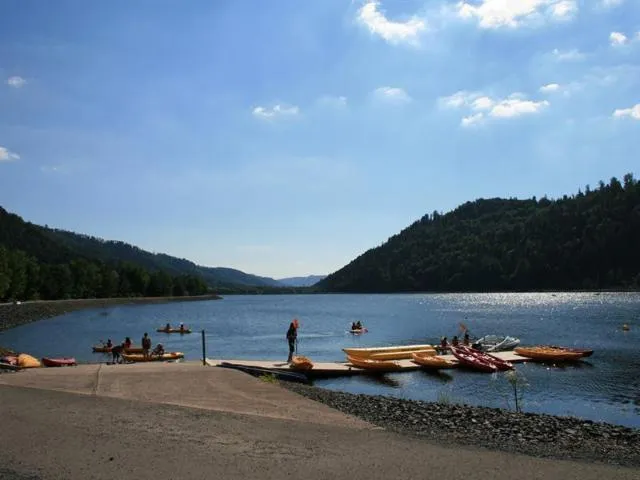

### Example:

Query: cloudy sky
xmin=1 ymin=0 xmax=639 ymax=278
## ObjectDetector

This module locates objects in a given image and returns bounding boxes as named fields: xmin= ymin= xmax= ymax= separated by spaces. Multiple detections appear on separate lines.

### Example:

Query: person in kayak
xmin=351 ymin=322 xmax=358 ymax=331
xmin=105 ymin=339 xmax=113 ymax=349
xmin=355 ymin=321 xmax=362 ymax=329
xmin=179 ymin=322 xmax=185 ymax=332
xmin=451 ymin=335 xmax=459 ymax=347
xmin=439 ymin=336 xmax=448 ymax=353
xmin=165 ymin=323 xmax=171 ymax=331
xmin=286 ymin=319 xmax=299 ymax=363
xmin=152 ymin=344 xmax=165 ymax=356
xmin=141 ymin=333 xmax=152 ymax=358
xmin=463 ymin=331 xmax=470 ymax=346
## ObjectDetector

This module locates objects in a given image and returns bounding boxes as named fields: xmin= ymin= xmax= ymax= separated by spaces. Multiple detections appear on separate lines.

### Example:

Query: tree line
xmin=0 ymin=246 xmax=210 ymax=302
xmin=317 ymin=173 xmax=640 ymax=293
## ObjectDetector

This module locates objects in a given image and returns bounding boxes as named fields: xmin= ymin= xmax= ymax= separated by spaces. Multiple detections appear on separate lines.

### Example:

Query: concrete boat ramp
xmin=207 ymin=350 xmax=530 ymax=378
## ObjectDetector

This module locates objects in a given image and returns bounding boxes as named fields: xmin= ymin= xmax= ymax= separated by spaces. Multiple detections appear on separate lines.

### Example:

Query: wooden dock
xmin=207 ymin=350 xmax=530 ymax=378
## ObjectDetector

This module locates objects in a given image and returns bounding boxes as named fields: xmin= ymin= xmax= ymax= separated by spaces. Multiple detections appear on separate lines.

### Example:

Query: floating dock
xmin=207 ymin=350 xmax=530 ymax=378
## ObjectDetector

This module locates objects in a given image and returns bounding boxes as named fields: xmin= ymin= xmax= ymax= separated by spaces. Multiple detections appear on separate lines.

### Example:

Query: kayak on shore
xmin=121 ymin=352 xmax=184 ymax=362
xmin=42 ymin=357 xmax=77 ymax=367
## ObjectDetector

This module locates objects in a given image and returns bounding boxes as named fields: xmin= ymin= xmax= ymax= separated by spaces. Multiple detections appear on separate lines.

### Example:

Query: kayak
xmin=42 ymin=357 xmax=77 ymax=367
xmin=348 ymin=328 xmax=368 ymax=335
xmin=290 ymin=355 xmax=314 ymax=371
xmin=156 ymin=328 xmax=192 ymax=334
xmin=121 ymin=352 xmax=184 ymax=363
xmin=451 ymin=347 xmax=497 ymax=373
xmin=411 ymin=352 xmax=458 ymax=369
xmin=369 ymin=348 xmax=436 ymax=361
xmin=514 ymin=346 xmax=584 ymax=362
xmin=92 ymin=345 xmax=145 ymax=354
xmin=343 ymin=344 xmax=434 ymax=359
xmin=17 ymin=353 xmax=42 ymax=368
xmin=457 ymin=345 xmax=513 ymax=371
xmin=547 ymin=346 xmax=593 ymax=357
xmin=346 ymin=354 xmax=404 ymax=372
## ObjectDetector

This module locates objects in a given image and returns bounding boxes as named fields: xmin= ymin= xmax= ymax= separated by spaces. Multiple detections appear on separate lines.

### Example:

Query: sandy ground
xmin=0 ymin=364 xmax=637 ymax=480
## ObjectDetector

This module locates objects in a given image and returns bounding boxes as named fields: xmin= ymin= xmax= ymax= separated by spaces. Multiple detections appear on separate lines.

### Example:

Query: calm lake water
xmin=1 ymin=293 xmax=638 ymax=428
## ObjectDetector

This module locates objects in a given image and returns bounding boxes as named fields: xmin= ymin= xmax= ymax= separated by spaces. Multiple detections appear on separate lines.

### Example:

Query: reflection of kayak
xmin=290 ymin=355 xmax=314 ymax=371
xmin=348 ymin=328 xmax=368 ymax=335
xmin=122 ymin=352 xmax=184 ymax=362
xmin=42 ymin=357 xmax=77 ymax=367
xmin=156 ymin=328 xmax=192 ymax=334
xmin=343 ymin=344 xmax=434 ymax=359
xmin=92 ymin=345 xmax=145 ymax=354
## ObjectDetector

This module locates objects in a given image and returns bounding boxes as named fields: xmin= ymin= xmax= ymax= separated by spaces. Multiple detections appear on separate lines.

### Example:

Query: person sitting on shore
xmin=440 ymin=336 xmax=448 ymax=352
xmin=141 ymin=333 xmax=152 ymax=358
xmin=152 ymin=344 xmax=165 ymax=356
xmin=124 ymin=337 xmax=132 ymax=349
xmin=452 ymin=335 xmax=459 ymax=347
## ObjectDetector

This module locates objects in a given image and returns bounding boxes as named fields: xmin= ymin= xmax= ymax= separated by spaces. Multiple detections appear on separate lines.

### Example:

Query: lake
xmin=1 ymin=292 xmax=638 ymax=428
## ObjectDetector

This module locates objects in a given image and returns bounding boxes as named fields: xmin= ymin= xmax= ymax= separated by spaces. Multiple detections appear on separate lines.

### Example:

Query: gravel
xmin=280 ymin=382 xmax=640 ymax=468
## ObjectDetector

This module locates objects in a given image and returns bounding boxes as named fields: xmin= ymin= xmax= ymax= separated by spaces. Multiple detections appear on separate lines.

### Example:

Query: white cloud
xmin=439 ymin=90 xmax=549 ymax=126
xmin=551 ymin=48 xmax=585 ymax=61
xmin=0 ymin=146 xmax=20 ymax=162
xmin=317 ymin=95 xmax=348 ymax=108
xmin=252 ymin=104 xmax=299 ymax=119
xmin=612 ymin=104 xmax=640 ymax=120
xmin=610 ymin=31 xmax=628 ymax=46
xmin=539 ymin=83 xmax=561 ymax=93
xmin=457 ymin=0 xmax=577 ymax=29
xmin=373 ymin=86 xmax=412 ymax=104
xmin=461 ymin=112 xmax=484 ymax=127
xmin=357 ymin=1 xmax=426 ymax=46
xmin=6 ymin=76 xmax=26 ymax=88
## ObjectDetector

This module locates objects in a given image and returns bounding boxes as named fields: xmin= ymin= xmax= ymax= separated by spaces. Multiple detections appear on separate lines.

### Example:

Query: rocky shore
xmin=280 ymin=383 xmax=640 ymax=468
xmin=0 ymin=294 xmax=222 ymax=332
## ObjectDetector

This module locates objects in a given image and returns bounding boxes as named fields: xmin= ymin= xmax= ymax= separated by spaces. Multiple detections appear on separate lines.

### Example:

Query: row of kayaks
xmin=1 ymin=353 xmax=77 ymax=369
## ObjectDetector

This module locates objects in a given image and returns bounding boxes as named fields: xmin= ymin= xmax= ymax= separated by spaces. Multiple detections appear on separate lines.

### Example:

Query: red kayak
xmin=451 ymin=346 xmax=498 ymax=373
xmin=458 ymin=345 xmax=514 ymax=371
xmin=41 ymin=357 xmax=77 ymax=367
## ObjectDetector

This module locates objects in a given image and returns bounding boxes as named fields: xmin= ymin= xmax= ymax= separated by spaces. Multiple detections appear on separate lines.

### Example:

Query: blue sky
xmin=1 ymin=0 xmax=639 ymax=278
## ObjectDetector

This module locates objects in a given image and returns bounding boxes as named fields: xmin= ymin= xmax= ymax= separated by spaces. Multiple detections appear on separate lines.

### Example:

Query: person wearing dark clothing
xmin=452 ymin=335 xmax=459 ymax=347
xmin=141 ymin=333 xmax=152 ymax=358
xmin=286 ymin=319 xmax=299 ymax=363
xmin=463 ymin=331 xmax=470 ymax=346
xmin=111 ymin=344 xmax=124 ymax=364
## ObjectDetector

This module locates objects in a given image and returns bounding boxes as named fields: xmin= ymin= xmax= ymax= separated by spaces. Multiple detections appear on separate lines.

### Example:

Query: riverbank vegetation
xmin=317 ymin=173 xmax=640 ymax=293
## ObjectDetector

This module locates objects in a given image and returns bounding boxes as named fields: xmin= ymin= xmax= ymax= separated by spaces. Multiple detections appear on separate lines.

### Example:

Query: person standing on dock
xmin=286 ymin=319 xmax=299 ymax=363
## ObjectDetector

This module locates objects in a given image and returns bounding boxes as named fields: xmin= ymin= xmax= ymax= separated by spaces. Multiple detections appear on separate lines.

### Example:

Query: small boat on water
xmin=92 ymin=345 xmax=145 ymax=354
xmin=411 ymin=352 xmax=458 ymax=369
xmin=121 ymin=352 xmax=184 ymax=363
xmin=451 ymin=347 xmax=498 ymax=373
xmin=346 ymin=354 xmax=404 ymax=372
xmin=472 ymin=335 xmax=520 ymax=352
xmin=343 ymin=344 xmax=434 ymax=359
xmin=156 ymin=327 xmax=192 ymax=334
xmin=42 ymin=357 xmax=77 ymax=367
xmin=290 ymin=355 xmax=314 ymax=371
xmin=348 ymin=328 xmax=368 ymax=335
xmin=514 ymin=346 xmax=584 ymax=362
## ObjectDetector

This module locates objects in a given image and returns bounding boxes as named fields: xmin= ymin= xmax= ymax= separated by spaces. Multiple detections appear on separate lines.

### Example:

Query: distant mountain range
xmin=277 ymin=275 xmax=327 ymax=287
xmin=0 ymin=206 xmax=325 ymax=290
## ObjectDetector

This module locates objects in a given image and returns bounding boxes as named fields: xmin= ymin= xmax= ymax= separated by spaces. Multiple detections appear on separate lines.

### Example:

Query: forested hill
xmin=317 ymin=174 xmax=640 ymax=293
xmin=0 ymin=207 xmax=283 ymax=302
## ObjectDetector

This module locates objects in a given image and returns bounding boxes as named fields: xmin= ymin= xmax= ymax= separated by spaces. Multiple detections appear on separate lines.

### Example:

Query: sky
xmin=1 ymin=0 xmax=639 ymax=279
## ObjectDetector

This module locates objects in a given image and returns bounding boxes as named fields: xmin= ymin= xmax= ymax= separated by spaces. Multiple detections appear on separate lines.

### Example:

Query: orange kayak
xmin=515 ymin=346 xmax=584 ymax=361
xmin=411 ymin=352 xmax=458 ymax=369
xmin=346 ymin=354 xmax=404 ymax=372
xmin=290 ymin=355 xmax=314 ymax=371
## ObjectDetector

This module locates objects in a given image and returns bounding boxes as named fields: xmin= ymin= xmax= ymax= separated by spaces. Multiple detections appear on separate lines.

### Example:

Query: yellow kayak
xmin=121 ymin=352 xmax=184 ymax=363
xmin=343 ymin=344 xmax=434 ymax=359
xmin=346 ymin=354 xmax=404 ymax=371
xmin=290 ymin=355 xmax=314 ymax=371
xmin=514 ymin=346 xmax=584 ymax=362
xmin=411 ymin=352 xmax=458 ymax=369
xmin=18 ymin=353 xmax=42 ymax=368
xmin=368 ymin=348 xmax=436 ymax=361
xmin=92 ymin=345 xmax=144 ymax=354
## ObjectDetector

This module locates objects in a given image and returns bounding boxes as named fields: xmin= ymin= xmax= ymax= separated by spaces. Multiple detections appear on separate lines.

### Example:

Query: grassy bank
xmin=0 ymin=294 xmax=222 ymax=332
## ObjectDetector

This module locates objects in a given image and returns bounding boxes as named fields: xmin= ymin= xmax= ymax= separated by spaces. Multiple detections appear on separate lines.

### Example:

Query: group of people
xmin=350 ymin=321 xmax=363 ymax=331
xmin=163 ymin=322 xmax=187 ymax=332
xmin=439 ymin=331 xmax=471 ymax=352
xmin=105 ymin=333 xmax=164 ymax=364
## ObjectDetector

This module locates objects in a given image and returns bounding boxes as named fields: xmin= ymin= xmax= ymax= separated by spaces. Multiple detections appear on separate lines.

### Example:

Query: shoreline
xmin=0 ymin=294 xmax=222 ymax=332
xmin=279 ymin=382 xmax=640 ymax=468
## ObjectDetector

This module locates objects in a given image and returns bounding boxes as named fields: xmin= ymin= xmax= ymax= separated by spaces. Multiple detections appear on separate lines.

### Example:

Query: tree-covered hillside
xmin=0 ymin=207 xmax=281 ymax=302
xmin=317 ymin=174 xmax=640 ymax=293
